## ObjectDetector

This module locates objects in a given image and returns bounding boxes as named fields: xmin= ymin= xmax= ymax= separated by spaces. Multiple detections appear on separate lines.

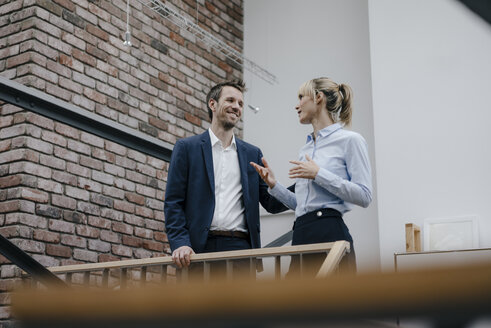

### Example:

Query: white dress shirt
xmin=208 ymin=128 xmax=247 ymax=232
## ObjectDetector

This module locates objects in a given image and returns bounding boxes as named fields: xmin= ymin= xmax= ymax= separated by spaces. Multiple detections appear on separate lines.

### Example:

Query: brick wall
xmin=0 ymin=0 xmax=244 ymax=325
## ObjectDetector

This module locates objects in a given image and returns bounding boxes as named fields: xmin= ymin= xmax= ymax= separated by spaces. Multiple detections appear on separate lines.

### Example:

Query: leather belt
xmin=208 ymin=230 xmax=249 ymax=239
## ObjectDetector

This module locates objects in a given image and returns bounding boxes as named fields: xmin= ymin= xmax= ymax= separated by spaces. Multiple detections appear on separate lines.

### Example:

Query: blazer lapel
xmin=201 ymin=132 xmax=215 ymax=193
xmin=236 ymin=139 xmax=250 ymax=207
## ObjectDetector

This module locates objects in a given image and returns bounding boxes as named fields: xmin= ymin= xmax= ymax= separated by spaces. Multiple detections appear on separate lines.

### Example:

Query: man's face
xmin=209 ymin=86 xmax=244 ymax=130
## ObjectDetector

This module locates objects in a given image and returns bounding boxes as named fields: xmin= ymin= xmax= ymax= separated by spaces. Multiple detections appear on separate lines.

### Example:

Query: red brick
xmin=33 ymin=230 xmax=60 ymax=243
xmin=52 ymin=171 xmax=77 ymax=186
xmin=55 ymin=123 xmax=79 ymax=139
xmin=41 ymin=130 xmax=67 ymax=147
xmin=61 ymin=234 xmax=86 ymax=248
xmin=145 ymin=219 xmax=165 ymax=231
xmin=53 ymin=0 xmax=75 ymax=11
xmin=136 ymin=184 xmax=156 ymax=198
xmin=46 ymin=82 xmax=72 ymax=101
xmin=46 ymin=244 xmax=72 ymax=258
xmin=100 ymin=208 xmax=124 ymax=221
xmin=100 ymin=230 xmax=120 ymax=243
xmin=76 ymin=225 xmax=99 ymax=238
xmin=92 ymin=148 xmax=115 ymax=163
xmin=80 ymin=132 xmax=104 ymax=148
xmin=122 ymin=235 xmax=142 ymax=247
xmin=111 ymin=244 xmax=132 ymax=257
xmin=135 ymin=206 xmax=154 ymax=219
xmin=184 ymin=112 xmax=201 ymax=126
xmin=73 ymin=249 xmax=97 ymax=262
xmin=87 ymin=3 xmax=110 ymax=22
xmin=63 ymin=211 xmax=87 ymax=224
xmin=88 ymin=216 xmax=111 ymax=229
xmin=20 ymin=188 xmax=49 ymax=203
xmin=113 ymin=200 xmax=134 ymax=213
xmin=67 ymin=140 xmax=91 ymax=155
xmin=154 ymin=231 xmax=168 ymax=243
xmin=169 ymin=31 xmax=185 ymax=46
xmin=72 ymin=48 xmax=96 ymax=66
xmin=142 ymin=240 xmax=164 ymax=252
xmin=40 ymin=154 xmax=65 ymax=170
xmin=98 ymin=254 xmax=120 ymax=262
xmin=52 ymin=194 xmax=77 ymax=210
xmin=12 ymin=239 xmax=45 ymax=254
xmin=88 ymin=239 xmax=110 ymax=252
xmin=35 ymin=204 xmax=62 ymax=219
xmin=123 ymin=214 xmax=144 ymax=227
xmin=65 ymin=186 xmax=89 ymax=201
xmin=0 ymin=226 xmax=31 ymax=238
xmin=77 ymin=201 xmax=100 ymax=216
xmin=104 ymin=140 xmax=126 ymax=155
xmin=112 ymin=222 xmax=133 ymax=235
xmin=5 ymin=213 xmax=47 ymax=228
xmin=49 ymin=219 xmax=75 ymax=233
xmin=80 ymin=156 xmax=103 ymax=170
xmin=124 ymin=192 xmax=145 ymax=206
xmin=148 ymin=116 xmax=167 ymax=131
xmin=0 ymin=140 xmax=11 ymax=152
xmin=83 ymin=87 xmax=106 ymax=104
xmin=0 ymin=175 xmax=22 ymax=188
xmin=54 ymin=146 xmax=79 ymax=163
xmin=134 ymin=227 xmax=153 ymax=239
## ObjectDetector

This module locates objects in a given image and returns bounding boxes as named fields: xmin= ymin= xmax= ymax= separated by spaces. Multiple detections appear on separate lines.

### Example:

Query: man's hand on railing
xmin=171 ymin=246 xmax=195 ymax=269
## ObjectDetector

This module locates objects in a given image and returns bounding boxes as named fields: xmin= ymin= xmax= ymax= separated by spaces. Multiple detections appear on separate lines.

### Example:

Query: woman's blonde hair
xmin=298 ymin=77 xmax=353 ymax=126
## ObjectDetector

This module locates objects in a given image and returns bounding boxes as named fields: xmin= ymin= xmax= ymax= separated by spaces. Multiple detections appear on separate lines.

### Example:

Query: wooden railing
xmin=32 ymin=241 xmax=349 ymax=288
xmin=13 ymin=260 xmax=491 ymax=327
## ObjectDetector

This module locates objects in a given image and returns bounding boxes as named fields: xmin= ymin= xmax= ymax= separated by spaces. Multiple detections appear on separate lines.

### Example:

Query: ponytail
xmin=338 ymin=83 xmax=352 ymax=126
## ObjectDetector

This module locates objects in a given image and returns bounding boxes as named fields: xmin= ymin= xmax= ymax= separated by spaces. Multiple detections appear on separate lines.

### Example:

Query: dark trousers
xmin=189 ymin=235 xmax=252 ymax=281
xmin=288 ymin=208 xmax=356 ymax=277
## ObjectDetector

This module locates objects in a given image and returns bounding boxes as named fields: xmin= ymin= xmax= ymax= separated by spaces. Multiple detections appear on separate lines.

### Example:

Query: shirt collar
xmin=306 ymin=123 xmax=343 ymax=143
xmin=208 ymin=128 xmax=236 ymax=149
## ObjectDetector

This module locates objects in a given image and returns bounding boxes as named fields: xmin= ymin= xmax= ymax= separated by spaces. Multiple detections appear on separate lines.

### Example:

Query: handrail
xmin=12 ymin=262 xmax=491 ymax=326
xmin=44 ymin=241 xmax=350 ymax=282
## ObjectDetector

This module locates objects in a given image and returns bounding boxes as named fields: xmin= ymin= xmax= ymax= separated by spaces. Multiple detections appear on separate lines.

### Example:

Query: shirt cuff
xmin=314 ymin=167 xmax=340 ymax=189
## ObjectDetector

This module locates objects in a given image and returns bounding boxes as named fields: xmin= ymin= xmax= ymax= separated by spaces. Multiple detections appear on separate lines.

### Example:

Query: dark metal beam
xmin=264 ymin=230 xmax=293 ymax=248
xmin=0 ymin=234 xmax=67 ymax=287
xmin=0 ymin=76 xmax=173 ymax=162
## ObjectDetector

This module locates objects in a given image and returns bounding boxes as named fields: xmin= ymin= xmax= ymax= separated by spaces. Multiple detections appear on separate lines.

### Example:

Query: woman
xmin=251 ymin=77 xmax=372 ymax=275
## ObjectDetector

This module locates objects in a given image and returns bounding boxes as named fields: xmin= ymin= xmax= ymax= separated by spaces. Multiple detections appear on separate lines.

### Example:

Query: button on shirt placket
xmin=302 ymin=134 xmax=317 ymax=211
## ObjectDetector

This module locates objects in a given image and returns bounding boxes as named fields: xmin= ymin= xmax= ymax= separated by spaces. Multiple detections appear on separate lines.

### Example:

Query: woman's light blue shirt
xmin=269 ymin=123 xmax=372 ymax=217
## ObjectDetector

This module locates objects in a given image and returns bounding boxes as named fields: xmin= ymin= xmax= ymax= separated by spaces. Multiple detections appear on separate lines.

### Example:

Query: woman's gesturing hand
xmin=289 ymin=154 xmax=319 ymax=180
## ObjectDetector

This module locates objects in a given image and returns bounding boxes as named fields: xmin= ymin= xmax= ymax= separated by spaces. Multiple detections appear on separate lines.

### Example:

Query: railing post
xmin=274 ymin=256 xmax=281 ymax=280
xmin=121 ymin=268 xmax=127 ymax=289
xmin=102 ymin=269 xmax=109 ymax=288
xmin=226 ymin=260 xmax=233 ymax=281
xmin=203 ymin=262 xmax=210 ymax=282
xmin=160 ymin=265 xmax=167 ymax=283
xmin=140 ymin=267 xmax=147 ymax=286
xmin=249 ymin=257 xmax=256 ymax=280
xmin=83 ymin=272 xmax=90 ymax=286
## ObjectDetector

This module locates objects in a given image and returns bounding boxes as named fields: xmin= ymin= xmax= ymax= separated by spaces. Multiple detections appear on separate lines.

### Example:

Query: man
xmin=164 ymin=79 xmax=286 ymax=271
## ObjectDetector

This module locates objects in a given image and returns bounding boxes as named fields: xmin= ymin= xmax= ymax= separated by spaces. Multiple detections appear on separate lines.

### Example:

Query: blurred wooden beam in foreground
xmin=11 ymin=262 xmax=491 ymax=328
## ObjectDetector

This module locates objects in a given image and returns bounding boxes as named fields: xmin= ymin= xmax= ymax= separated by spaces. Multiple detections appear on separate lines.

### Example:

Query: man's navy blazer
xmin=164 ymin=131 xmax=287 ymax=253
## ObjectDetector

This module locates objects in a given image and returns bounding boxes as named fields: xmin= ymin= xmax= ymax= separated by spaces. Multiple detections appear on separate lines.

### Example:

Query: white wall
xmin=243 ymin=0 xmax=381 ymax=272
xmin=369 ymin=0 xmax=491 ymax=269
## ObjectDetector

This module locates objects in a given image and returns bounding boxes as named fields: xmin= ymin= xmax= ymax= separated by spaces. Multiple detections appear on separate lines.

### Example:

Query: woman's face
xmin=295 ymin=92 xmax=316 ymax=124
